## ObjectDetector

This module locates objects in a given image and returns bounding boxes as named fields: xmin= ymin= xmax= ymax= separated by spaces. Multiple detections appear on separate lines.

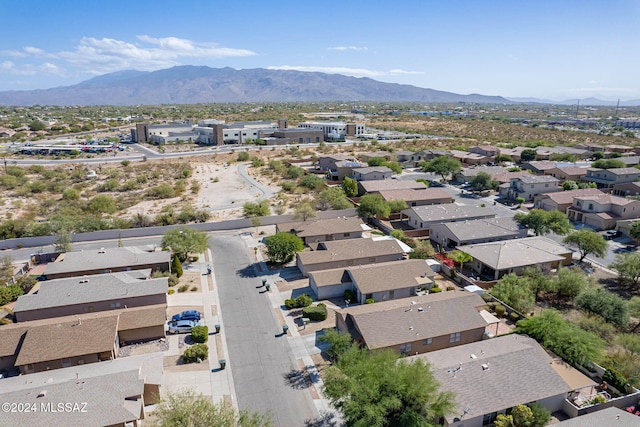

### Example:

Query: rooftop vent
xmin=470 ymin=354 xmax=477 ymax=359
xmin=98 ymin=248 xmax=106 ymax=254
xmin=79 ymin=279 xmax=89 ymax=284
xmin=37 ymin=390 xmax=47 ymax=398
xmin=481 ymin=363 xmax=490 ymax=371
xmin=417 ymin=307 xmax=424 ymax=312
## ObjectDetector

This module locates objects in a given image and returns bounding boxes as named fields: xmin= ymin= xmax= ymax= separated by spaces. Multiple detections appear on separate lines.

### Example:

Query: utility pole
xmin=615 ymin=98 xmax=620 ymax=118
xmin=575 ymin=99 xmax=580 ymax=119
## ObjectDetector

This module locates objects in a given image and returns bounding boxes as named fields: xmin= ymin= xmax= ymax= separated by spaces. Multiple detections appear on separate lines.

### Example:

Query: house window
xmin=450 ymin=332 xmax=461 ymax=343
xmin=343 ymin=233 xmax=350 ymax=237
xmin=110 ymin=302 xmax=121 ymax=308
xmin=482 ymin=412 xmax=498 ymax=425
xmin=588 ymin=203 xmax=593 ymax=210
xmin=389 ymin=290 xmax=395 ymax=299
xmin=400 ymin=343 xmax=412 ymax=354
xmin=545 ymin=184 xmax=549 ymax=187
xmin=369 ymin=257 xmax=376 ymax=263
xmin=61 ymin=358 xmax=71 ymax=367
xmin=365 ymin=293 xmax=373 ymax=300
xmin=423 ymin=338 xmax=432 ymax=345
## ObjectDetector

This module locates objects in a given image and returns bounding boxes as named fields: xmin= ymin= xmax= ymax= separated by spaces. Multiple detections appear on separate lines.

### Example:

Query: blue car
xmin=171 ymin=310 xmax=202 ymax=322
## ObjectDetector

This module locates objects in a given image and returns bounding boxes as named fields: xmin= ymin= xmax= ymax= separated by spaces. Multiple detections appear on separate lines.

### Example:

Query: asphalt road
xmin=210 ymin=234 xmax=317 ymax=426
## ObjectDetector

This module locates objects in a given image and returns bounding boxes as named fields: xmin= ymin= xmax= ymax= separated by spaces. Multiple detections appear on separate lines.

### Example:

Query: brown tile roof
xmin=378 ymin=188 xmax=452 ymax=203
xmin=44 ymin=248 xmax=170 ymax=277
xmin=15 ymin=315 xmax=119 ymax=366
xmin=338 ymin=292 xmax=486 ymax=349
xmin=0 ymin=325 xmax=29 ymax=357
xmin=309 ymin=268 xmax=352 ymax=287
xmin=360 ymin=180 xmax=428 ymax=193
xmin=277 ymin=217 xmax=364 ymax=238
xmin=297 ymin=238 xmax=405 ymax=265
xmin=548 ymin=166 xmax=589 ymax=176
xmin=538 ymin=188 xmax=604 ymax=205
xmin=117 ymin=305 xmax=167 ymax=331
xmin=460 ymin=237 xmax=568 ymax=270
xmin=347 ymin=259 xmax=434 ymax=294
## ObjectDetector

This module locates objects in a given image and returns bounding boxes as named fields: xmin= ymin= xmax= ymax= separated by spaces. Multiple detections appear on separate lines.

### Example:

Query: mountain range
xmin=0 ymin=66 xmax=637 ymax=107
xmin=0 ymin=66 xmax=512 ymax=106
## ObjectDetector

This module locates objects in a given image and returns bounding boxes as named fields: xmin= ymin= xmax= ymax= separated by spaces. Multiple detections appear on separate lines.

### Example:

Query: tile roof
xmin=402 ymin=204 xmax=496 ymax=223
xmin=44 ymin=248 xmax=170 ymax=277
xmin=360 ymin=180 xmax=428 ymax=193
xmin=15 ymin=315 xmax=119 ymax=366
xmin=0 ymin=325 xmax=29 ymax=357
xmin=548 ymin=166 xmax=589 ymax=175
xmin=538 ymin=188 xmax=604 ymax=205
xmin=574 ymin=193 xmax=638 ymax=206
xmin=523 ymin=160 xmax=558 ymax=170
xmin=377 ymin=188 xmax=452 ymax=203
xmin=437 ymin=217 xmax=524 ymax=242
xmin=297 ymin=238 xmax=405 ymax=265
xmin=517 ymin=174 xmax=559 ymax=184
xmin=309 ymin=268 xmax=352 ymax=287
xmin=347 ymin=259 xmax=435 ymax=294
xmin=338 ymin=292 xmax=487 ymax=349
xmin=278 ymin=216 xmax=364 ymax=237
xmin=460 ymin=236 xmax=568 ymax=270
xmin=117 ymin=304 xmax=167 ymax=331
xmin=13 ymin=272 xmax=168 ymax=313
xmin=588 ymin=167 xmax=640 ymax=175
xmin=352 ymin=166 xmax=392 ymax=175
xmin=554 ymin=407 xmax=640 ymax=427
xmin=411 ymin=335 xmax=573 ymax=423
xmin=459 ymin=166 xmax=509 ymax=177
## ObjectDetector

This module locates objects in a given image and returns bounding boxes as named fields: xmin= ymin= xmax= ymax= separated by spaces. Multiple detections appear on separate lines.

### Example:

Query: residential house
xmin=430 ymin=217 xmax=527 ymax=250
xmin=0 ymin=352 xmax=163 ymax=426
xmin=575 ymin=142 xmax=605 ymax=152
xmin=566 ymin=193 xmax=640 ymax=230
xmin=0 ymin=325 xmax=29 ymax=373
xmin=617 ymin=156 xmax=640 ymax=167
xmin=13 ymin=272 xmax=168 ymax=322
xmin=455 ymin=166 xmax=510 ymax=183
xmin=309 ymin=259 xmax=435 ymax=301
xmin=469 ymin=145 xmax=499 ymax=158
xmin=606 ymin=144 xmax=635 ymax=155
xmin=394 ymin=150 xmax=415 ymax=164
xmin=612 ymin=181 xmax=640 ymax=197
xmin=536 ymin=146 xmax=591 ymax=160
xmin=358 ymin=179 xmax=427 ymax=196
xmin=317 ymin=154 xmax=356 ymax=171
xmin=491 ymin=171 xmax=530 ymax=185
xmin=402 ymin=205 xmax=496 ymax=230
xmin=554 ymin=407 xmax=639 ymax=427
xmin=450 ymin=150 xmax=491 ymax=165
xmin=352 ymin=166 xmax=393 ymax=181
xmin=497 ymin=146 xmax=528 ymax=163
xmin=296 ymin=238 xmax=406 ymax=276
xmin=43 ymin=247 xmax=170 ymax=280
xmin=582 ymin=167 xmax=640 ymax=189
xmin=358 ymin=151 xmax=393 ymax=163
xmin=276 ymin=217 xmax=365 ymax=244
xmin=378 ymin=188 xmax=453 ymax=207
xmin=534 ymin=188 xmax=604 ymax=214
xmin=412 ymin=335 xmax=589 ymax=427
xmin=460 ymin=236 xmax=573 ymax=280
xmin=329 ymin=159 xmax=366 ymax=181
xmin=336 ymin=292 xmax=490 ymax=355
xmin=546 ymin=166 xmax=589 ymax=182
xmin=520 ymin=161 xmax=558 ymax=174
xmin=500 ymin=174 xmax=560 ymax=201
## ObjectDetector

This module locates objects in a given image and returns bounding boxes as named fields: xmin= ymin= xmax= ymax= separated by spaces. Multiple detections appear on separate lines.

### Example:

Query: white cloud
xmin=1 ymin=61 xmax=15 ymax=70
xmin=23 ymin=46 xmax=45 ymax=55
xmin=2 ymin=49 xmax=27 ymax=58
xmin=267 ymin=65 xmax=424 ymax=79
xmin=328 ymin=46 xmax=368 ymax=51
xmin=0 ymin=60 xmax=65 ymax=76
xmin=389 ymin=69 xmax=424 ymax=75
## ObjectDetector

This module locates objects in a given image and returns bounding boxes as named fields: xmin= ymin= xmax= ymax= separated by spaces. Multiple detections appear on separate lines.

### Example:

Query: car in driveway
xmin=168 ymin=319 xmax=200 ymax=334
xmin=171 ymin=310 xmax=202 ymax=322
xmin=603 ymin=230 xmax=621 ymax=240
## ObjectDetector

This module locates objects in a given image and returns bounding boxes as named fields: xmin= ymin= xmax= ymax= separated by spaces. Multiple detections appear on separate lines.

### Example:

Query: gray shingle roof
xmin=347 ymin=259 xmax=434 ymax=294
xmin=554 ymin=407 xmax=640 ymax=426
xmin=309 ymin=268 xmax=352 ymax=287
xmin=402 ymin=204 xmax=496 ymax=223
xmin=460 ymin=236 xmax=568 ymax=270
xmin=517 ymin=174 xmax=559 ymax=184
xmin=438 ymin=217 xmax=524 ymax=242
xmin=378 ymin=188 xmax=452 ymax=203
xmin=44 ymin=248 xmax=170 ymax=276
xmin=352 ymin=166 xmax=393 ymax=175
xmin=13 ymin=272 xmax=167 ymax=313
xmin=411 ymin=335 xmax=573 ymax=423
xmin=338 ymin=292 xmax=487 ymax=349
xmin=297 ymin=238 xmax=405 ymax=265
xmin=360 ymin=180 xmax=428 ymax=193
xmin=277 ymin=217 xmax=364 ymax=238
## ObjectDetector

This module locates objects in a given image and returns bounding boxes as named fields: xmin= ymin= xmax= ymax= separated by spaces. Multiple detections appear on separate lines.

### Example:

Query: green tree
xmin=317 ymin=328 xmax=355 ymax=361
xmin=243 ymin=200 xmax=270 ymax=218
xmin=323 ymin=346 xmax=454 ymax=427
xmin=367 ymin=157 xmax=387 ymax=166
xmin=514 ymin=209 xmax=571 ymax=236
xmin=387 ymin=199 xmax=408 ymax=213
xmin=265 ymin=232 xmax=304 ymax=264
xmin=563 ymin=229 xmax=608 ymax=262
xmin=87 ymin=194 xmax=117 ymax=214
xmin=592 ymin=151 xmax=604 ymax=160
xmin=318 ymin=187 xmax=352 ymax=210
xmin=171 ymin=256 xmax=184 ymax=278
xmin=470 ymin=171 xmax=496 ymax=191
xmin=422 ymin=156 xmax=461 ymax=182
xmin=610 ymin=252 xmax=640 ymax=289
xmin=520 ymin=149 xmax=537 ymax=162
xmin=449 ymin=250 xmax=473 ymax=272
xmin=342 ymin=176 xmax=358 ymax=197
xmin=555 ymin=267 xmax=587 ymax=300
xmin=562 ymin=180 xmax=579 ymax=190
xmin=357 ymin=193 xmax=391 ymax=219
xmin=522 ymin=266 xmax=556 ymax=300
xmin=490 ymin=273 xmax=535 ymax=314
xmin=293 ymin=202 xmax=317 ymax=221
xmin=592 ymin=158 xmax=625 ymax=169
xmin=630 ymin=221 xmax=640 ymax=243
xmin=28 ymin=119 xmax=46 ymax=131
xmin=237 ymin=151 xmax=250 ymax=162
xmin=299 ymin=174 xmax=326 ymax=190
xmin=576 ymin=287 xmax=629 ymax=327
xmin=0 ymin=256 xmax=14 ymax=284
xmin=494 ymin=154 xmax=513 ymax=164
xmin=162 ymin=227 xmax=209 ymax=261
xmin=150 ymin=389 xmax=272 ymax=427
xmin=54 ymin=230 xmax=72 ymax=253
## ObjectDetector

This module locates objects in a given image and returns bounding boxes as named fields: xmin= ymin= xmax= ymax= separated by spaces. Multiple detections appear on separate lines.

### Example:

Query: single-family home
xmin=378 ymin=188 xmax=453 ymax=207
xmin=612 ymin=181 xmax=640 ymax=197
xmin=521 ymin=160 xmax=559 ymax=174
xmin=43 ymin=247 xmax=170 ymax=280
xmin=13 ymin=272 xmax=168 ymax=322
xmin=497 ymin=146 xmax=527 ymax=163
xmin=317 ymin=154 xmax=356 ymax=171
xmin=412 ymin=335 xmax=589 ymax=427
xmin=617 ymin=156 xmax=640 ymax=167
xmin=469 ymin=145 xmax=499 ymax=159
xmin=0 ymin=352 xmax=163 ymax=426
xmin=358 ymin=151 xmax=393 ymax=163
xmin=459 ymin=236 xmax=573 ymax=280
xmin=309 ymin=259 xmax=435 ymax=301
xmin=328 ymin=159 xmax=366 ymax=181
xmin=582 ymin=167 xmax=640 ymax=189
xmin=534 ymin=188 xmax=604 ymax=214
xmin=394 ymin=150 xmax=415 ymax=164
xmin=566 ymin=193 xmax=640 ymax=230
xmin=402 ymin=205 xmax=496 ymax=230
xmin=450 ymin=150 xmax=491 ymax=165
xmin=277 ymin=216 xmax=365 ymax=244
xmin=430 ymin=217 xmax=527 ymax=250
xmin=606 ymin=144 xmax=635 ymax=155
xmin=546 ymin=166 xmax=589 ymax=182
xmin=358 ymin=179 xmax=428 ymax=196
xmin=536 ymin=146 xmax=591 ymax=160
xmin=554 ymin=407 xmax=640 ymax=427
xmin=454 ymin=166 xmax=510 ymax=183
xmin=296 ymin=238 xmax=406 ymax=276
xmin=336 ymin=291 xmax=490 ymax=355
xmin=352 ymin=166 xmax=393 ymax=181
xmin=490 ymin=171 xmax=530 ymax=185
xmin=500 ymin=174 xmax=560 ymax=201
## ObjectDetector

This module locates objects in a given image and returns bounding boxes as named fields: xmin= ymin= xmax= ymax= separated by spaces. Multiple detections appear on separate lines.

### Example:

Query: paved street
xmin=211 ymin=234 xmax=318 ymax=426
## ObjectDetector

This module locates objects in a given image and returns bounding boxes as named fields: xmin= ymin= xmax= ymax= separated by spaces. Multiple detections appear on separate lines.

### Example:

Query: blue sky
xmin=1 ymin=0 xmax=639 ymax=100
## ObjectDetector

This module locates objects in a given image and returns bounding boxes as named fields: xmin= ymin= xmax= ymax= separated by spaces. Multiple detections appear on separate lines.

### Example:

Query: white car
xmin=167 ymin=320 xmax=200 ymax=334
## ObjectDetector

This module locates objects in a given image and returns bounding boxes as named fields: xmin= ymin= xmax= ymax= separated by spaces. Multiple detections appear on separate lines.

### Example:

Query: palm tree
xmin=450 ymin=250 xmax=473 ymax=272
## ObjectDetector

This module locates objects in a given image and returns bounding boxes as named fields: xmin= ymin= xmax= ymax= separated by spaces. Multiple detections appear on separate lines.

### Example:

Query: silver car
xmin=168 ymin=319 xmax=200 ymax=334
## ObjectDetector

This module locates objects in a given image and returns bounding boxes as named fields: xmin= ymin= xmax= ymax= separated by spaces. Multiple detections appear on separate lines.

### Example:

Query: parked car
xmin=603 ymin=230 xmax=621 ymax=240
xmin=168 ymin=319 xmax=200 ymax=334
xmin=171 ymin=310 xmax=202 ymax=322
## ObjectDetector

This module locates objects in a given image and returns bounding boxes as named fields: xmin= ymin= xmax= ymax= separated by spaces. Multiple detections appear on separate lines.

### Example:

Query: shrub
xmin=575 ymin=287 xmax=629 ymax=327
xmin=178 ymin=284 xmax=189 ymax=293
xmin=190 ymin=325 xmax=209 ymax=343
xmin=344 ymin=289 xmax=356 ymax=302
xmin=446 ymin=286 xmax=455 ymax=291
xmin=430 ymin=286 xmax=442 ymax=293
xmin=284 ymin=293 xmax=313 ymax=309
xmin=191 ymin=286 xmax=198 ymax=292
xmin=603 ymin=368 xmax=632 ymax=394
xmin=168 ymin=274 xmax=179 ymax=287
xmin=510 ymin=312 xmax=521 ymax=322
xmin=147 ymin=183 xmax=175 ymax=199
xmin=168 ymin=289 xmax=175 ymax=295
xmin=495 ymin=304 xmax=506 ymax=317
xmin=365 ymin=298 xmax=376 ymax=304
xmin=281 ymin=181 xmax=296 ymax=192
xmin=302 ymin=304 xmax=328 ymax=321
xmin=237 ymin=151 xmax=250 ymax=162
xmin=183 ymin=343 xmax=208 ymax=363
xmin=171 ymin=256 xmax=183 ymax=278
xmin=0 ymin=284 xmax=23 ymax=305
xmin=120 ymin=160 xmax=131 ymax=167
xmin=481 ymin=293 xmax=493 ymax=302
xmin=590 ymin=395 xmax=607 ymax=405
